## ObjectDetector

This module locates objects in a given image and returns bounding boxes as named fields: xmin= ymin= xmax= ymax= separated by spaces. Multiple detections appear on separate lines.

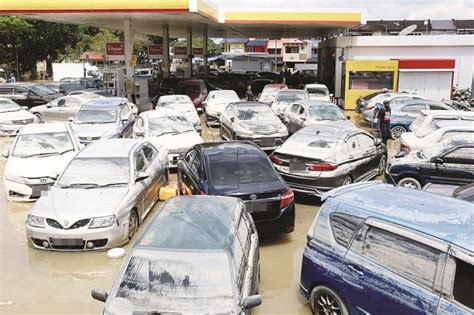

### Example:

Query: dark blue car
xmin=300 ymin=181 xmax=474 ymax=315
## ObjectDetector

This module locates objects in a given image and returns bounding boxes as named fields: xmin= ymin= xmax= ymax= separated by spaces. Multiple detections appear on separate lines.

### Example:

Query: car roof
xmin=296 ymin=123 xmax=358 ymax=139
xmin=0 ymin=83 xmax=38 ymax=87
xmin=137 ymin=195 xmax=241 ymax=252
xmin=305 ymin=84 xmax=327 ymax=88
xmin=141 ymin=107 xmax=185 ymax=119
xmin=77 ymin=139 xmax=142 ymax=158
xmin=278 ymin=89 xmax=305 ymax=94
xmin=421 ymin=110 xmax=474 ymax=117
xmin=197 ymin=141 xmax=260 ymax=155
xmin=20 ymin=122 xmax=70 ymax=134
xmin=81 ymin=97 xmax=127 ymax=108
xmin=302 ymin=100 xmax=338 ymax=107
xmin=323 ymin=182 xmax=474 ymax=253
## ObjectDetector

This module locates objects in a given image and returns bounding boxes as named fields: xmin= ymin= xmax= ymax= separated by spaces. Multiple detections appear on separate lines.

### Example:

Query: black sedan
xmin=177 ymin=141 xmax=295 ymax=235
xmin=386 ymin=137 xmax=474 ymax=189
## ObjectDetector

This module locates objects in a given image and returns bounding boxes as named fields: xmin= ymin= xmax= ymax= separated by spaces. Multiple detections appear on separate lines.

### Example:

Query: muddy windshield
xmin=307 ymin=87 xmax=328 ymax=97
xmin=276 ymin=92 xmax=306 ymax=102
xmin=12 ymin=132 xmax=74 ymax=158
xmin=0 ymin=99 xmax=20 ymax=112
xmin=309 ymin=105 xmax=345 ymax=121
xmin=75 ymin=108 xmax=117 ymax=124
xmin=148 ymin=116 xmax=194 ymax=136
xmin=238 ymin=106 xmax=276 ymax=121
xmin=105 ymin=250 xmax=234 ymax=315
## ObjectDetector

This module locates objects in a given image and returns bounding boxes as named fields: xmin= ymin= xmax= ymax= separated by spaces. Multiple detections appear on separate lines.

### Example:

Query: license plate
xmin=49 ymin=238 xmax=83 ymax=246
xmin=260 ymin=138 xmax=274 ymax=147
xmin=246 ymin=202 xmax=268 ymax=213
xmin=31 ymin=185 xmax=50 ymax=198
xmin=289 ymin=161 xmax=306 ymax=172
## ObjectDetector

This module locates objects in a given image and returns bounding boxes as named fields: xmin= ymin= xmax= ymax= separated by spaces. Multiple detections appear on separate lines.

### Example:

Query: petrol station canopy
xmin=0 ymin=0 xmax=364 ymax=37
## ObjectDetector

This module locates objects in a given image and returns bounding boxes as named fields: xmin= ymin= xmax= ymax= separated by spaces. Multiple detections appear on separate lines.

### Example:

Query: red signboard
xmin=193 ymin=48 xmax=204 ymax=57
xmin=174 ymin=46 xmax=187 ymax=58
xmin=106 ymin=43 xmax=125 ymax=61
xmin=148 ymin=44 xmax=163 ymax=59
xmin=398 ymin=59 xmax=455 ymax=70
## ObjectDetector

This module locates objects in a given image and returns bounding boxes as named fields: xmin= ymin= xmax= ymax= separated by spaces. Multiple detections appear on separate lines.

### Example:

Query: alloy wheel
xmin=342 ymin=176 xmax=352 ymax=186
xmin=314 ymin=292 xmax=342 ymax=315
xmin=33 ymin=113 xmax=44 ymax=123
xmin=398 ymin=177 xmax=421 ymax=189
xmin=128 ymin=211 xmax=138 ymax=240
xmin=390 ymin=126 xmax=406 ymax=139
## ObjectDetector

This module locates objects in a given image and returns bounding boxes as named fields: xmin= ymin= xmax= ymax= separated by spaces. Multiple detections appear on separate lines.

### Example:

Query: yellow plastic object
xmin=159 ymin=183 xmax=178 ymax=201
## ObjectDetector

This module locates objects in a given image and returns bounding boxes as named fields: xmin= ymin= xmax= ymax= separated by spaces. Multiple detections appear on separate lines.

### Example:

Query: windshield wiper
xmin=59 ymin=148 xmax=75 ymax=155
xmin=60 ymin=183 xmax=100 ymax=189
xmin=22 ymin=152 xmax=58 ymax=158
xmin=97 ymin=182 xmax=128 ymax=188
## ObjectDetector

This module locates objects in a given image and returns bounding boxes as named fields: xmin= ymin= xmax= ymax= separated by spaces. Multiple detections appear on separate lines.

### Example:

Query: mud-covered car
xmin=25 ymin=139 xmax=168 ymax=251
xmin=271 ymin=89 xmax=308 ymax=119
xmin=0 ymin=97 xmax=36 ymax=136
xmin=92 ymin=196 xmax=261 ymax=314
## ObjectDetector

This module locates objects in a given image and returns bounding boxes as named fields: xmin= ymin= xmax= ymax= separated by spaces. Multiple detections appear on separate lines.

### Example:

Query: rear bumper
xmin=278 ymin=172 xmax=345 ymax=196
xmin=236 ymin=135 xmax=287 ymax=151
xmin=253 ymin=203 xmax=295 ymax=235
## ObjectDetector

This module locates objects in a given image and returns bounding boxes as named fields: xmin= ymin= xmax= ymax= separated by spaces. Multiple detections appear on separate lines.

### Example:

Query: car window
xmin=440 ymin=131 xmax=474 ymax=141
xmin=185 ymin=149 xmax=196 ymax=165
xmin=360 ymin=226 xmax=441 ymax=289
xmin=142 ymin=144 xmax=157 ymax=164
xmin=190 ymin=152 xmax=202 ymax=178
xmin=442 ymin=147 xmax=474 ymax=164
xmin=356 ymin=133 xmax=375 ymax=149
xmin=453 ymin=259 xmax=474 ymax=309
xmin=14 ymin=87 xmax=29 ymax=95
xmin=0 ymin=87 xmax=13 ymax=95
xmin=330 ymin=213 xmax=364 ymax=248
xmin=346 ymin=134 xmax=362 ymax=156
xmin=402 ymin=104 xmax=426 ymax=112
xmin=134 ymin=149 xmax=147 ymax=173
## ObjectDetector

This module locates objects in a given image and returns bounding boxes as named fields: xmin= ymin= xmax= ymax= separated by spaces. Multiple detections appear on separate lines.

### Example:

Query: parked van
xmin=92 ymin=195 xmax=262 ymax=314
xmin=300 ymin=181 xmax=474 ymax=315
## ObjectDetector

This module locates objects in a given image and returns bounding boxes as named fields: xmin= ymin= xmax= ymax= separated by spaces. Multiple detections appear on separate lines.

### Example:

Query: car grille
xmin=46 ymin=218 xmax=91 ymax=230
xmin=11 ymin=118 xmax=34 ymax=125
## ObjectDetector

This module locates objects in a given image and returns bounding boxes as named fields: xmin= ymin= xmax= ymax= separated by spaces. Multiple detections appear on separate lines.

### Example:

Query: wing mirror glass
xmin=67 ymin=117 xmax=74 ymax=123
xmin=58 ymin=99 xmax=66 ymax=107
xmin=1 ymin=149 xmax=9 ymax=158
xmin=91 ymin=289 xmax=108 ymax=303
xmin=242 ymin=295 xmax=262 ymax=309
xmin=230 ymin=117 xmax=235 ymax=123
xmin=136 ymin=171 xmax=150 ymax=182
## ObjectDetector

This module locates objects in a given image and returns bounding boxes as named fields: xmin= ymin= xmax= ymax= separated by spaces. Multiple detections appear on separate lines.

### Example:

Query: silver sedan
xmin=25 ymin=139 xmax=168 ymax=251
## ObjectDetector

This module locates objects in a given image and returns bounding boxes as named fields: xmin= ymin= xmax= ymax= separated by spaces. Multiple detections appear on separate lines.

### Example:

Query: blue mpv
xmin=300 ymin=181 xmax=474 ymax=315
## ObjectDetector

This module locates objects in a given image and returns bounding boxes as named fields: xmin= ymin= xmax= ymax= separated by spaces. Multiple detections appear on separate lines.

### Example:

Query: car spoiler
xmin=321 ymin=180 xmax=385 ymax=202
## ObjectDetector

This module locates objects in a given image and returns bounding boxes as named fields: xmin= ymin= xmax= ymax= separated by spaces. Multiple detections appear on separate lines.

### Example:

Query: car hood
xmin=31 ymin=186 xmax=128 ymax=228
xmin=241 ymin=120 xmax=284 ymax=133
xmin=399 ymin=132 xmax=423 ymax=146
xmin=306 ymin=118 xmax=355 ymax=128
xmin=72 ymin=123 xmax=116 ymax=138
xmin=148 ymin=132 xmax=204 ymax=151
xmin=391 ymin=151 xmax=425 ymax=166
xmin=0 ymin=110 xmax=35 ymax=122
xmin=5 ymin=152 xmax=76 ymax=178
xmin=207 ymin=101 xmax=232 ymax=112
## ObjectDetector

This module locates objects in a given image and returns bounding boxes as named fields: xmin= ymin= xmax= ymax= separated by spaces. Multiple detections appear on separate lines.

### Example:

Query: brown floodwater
xmin=0 ymin=113 xmax=397 ymax=315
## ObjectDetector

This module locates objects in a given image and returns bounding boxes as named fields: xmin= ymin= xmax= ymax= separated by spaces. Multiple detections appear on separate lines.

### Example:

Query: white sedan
xmin=132 ymin=107 xmax=204 ymax=168
xmin=304 ymin=84 xmax=331 ymax=101
xmin=0 ymin=98 xmax=37 ymax=136
xmin=156 ymin=95 xmax=201 ymax=134
xmin=2 ymin=123 xmax=82 ymax=202
xmin=202 ymin=90 xmax=240 ymax=126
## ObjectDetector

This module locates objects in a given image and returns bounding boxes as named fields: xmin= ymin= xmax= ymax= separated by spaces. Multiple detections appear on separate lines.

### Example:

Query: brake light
xmin=280 ymin=188 xmax=294 ymax=208
xmin=400 ymin=144 xmax=411 ymax=152
xmin=270 ymin=154 xmax=283 ymax=166
xmin=308 ymin=162 xmax=337 ymax=172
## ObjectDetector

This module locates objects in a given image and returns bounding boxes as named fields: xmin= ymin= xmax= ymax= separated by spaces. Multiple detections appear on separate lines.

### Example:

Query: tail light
xmin=270 ymin=154 xmax=283 ymax=166
xmin=400 ymin=144 xmax=411 ymax=152
xmin=280 ymin=188 xmax=294 ymax=208
xmin=307 ymin=162 xmax=337 ymax=172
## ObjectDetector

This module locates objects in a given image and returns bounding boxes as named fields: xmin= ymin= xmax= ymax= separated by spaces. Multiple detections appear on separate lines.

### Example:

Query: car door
xmin=221 ymin=105 xmax=235 ymax=140
xmin=355 ymin=133 xmax=380 ymax=178
xmin=58 ymin=97 xmax=82 ymax=121
xmin=132 ymin=146 xmax=153 ymax=218
xmin=12 ymin=87 xmax=29 ymax=106
xmin=343 ymin=222 xmax=442 ymax=315
xmin=119 ymin=104 xmax=134 ymax=138
xmin=178 ymin=149 xmax=203 ymax=195
xmin=429 ymin=146 xmax=474 ymax=185
xmin=344 ymin=133 xmax=367 ymax=181
xmin=142 ymin=143 xmax=165 ymax=211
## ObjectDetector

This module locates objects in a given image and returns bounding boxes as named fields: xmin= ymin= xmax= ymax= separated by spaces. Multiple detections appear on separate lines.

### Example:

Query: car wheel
xmin=378 ymin=155 xmax=387 ymax=176
xmin=310 ymin=285 xmax=348 ymax=315
xmin=398 ymin=177 xmax=421 ymax=190
xmin=128 ymin=210 xmax=139 ymax=240
xmin=33 ymin=113 xmax=44 ymax=123
xmin=342 ymin=176 xmax=352 ymax=186
xmin=390 ymin=126 xmax=407 ymax=139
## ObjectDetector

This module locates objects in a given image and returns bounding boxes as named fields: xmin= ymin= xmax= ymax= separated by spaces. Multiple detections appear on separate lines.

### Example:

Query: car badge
xmin=40 ymin=178 xmax=47 ymax=184
xmin=87 ymin=137 xmax=92 ymax=141
xmin=63 ymin=220 xmax=69 ymax=227
xmin=250 ymin=194 xmax=257 ymax=200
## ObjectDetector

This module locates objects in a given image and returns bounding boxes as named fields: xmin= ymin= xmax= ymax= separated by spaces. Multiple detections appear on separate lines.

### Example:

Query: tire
xmin=342 ymin=176 xmax=352 ymax=186
xmin=310 ymin=285 xmax=349 ymax=315
xmin=397 ymin=177 xmax=421 ymax=190
xmin=390 ymin=126 xmax=407 ymax=139
xmin=128 ymin=210 xmax=139 ymax=240
xmin=33 ymin=112 xmax=44 ymax=123
xmin=377 ymin=155 xmax=387 ymax=176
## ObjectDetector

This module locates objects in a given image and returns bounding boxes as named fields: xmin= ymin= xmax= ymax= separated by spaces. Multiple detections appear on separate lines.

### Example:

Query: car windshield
xmin=0 ymin=99 xmax=20 ymax=112
xmin=75 ymin=108 xmax=117 ymax=124
xmin=309 ymin=105 xmax=345 ymax=121
xmin=106 ymin=250 xmax=234 ymax=314
xmin=57 ymin=157 xmax=129 ymax=188
xmin=418 ymin=140 xmax=453 ymax=159
xmin=12 ymin=132 xmax=74 ymax=158
xmin=148 ymin=116 xmax=194 ymax=136
xmin=307 ymin=88 xmax=328 ymax=96
xmin=209 ymin=151 xmax=278 ymax=186
xmin=211 ymin=91 xmax=239 ymax=100
xmin=276 ymin=92 xmax=306 ymax=102
xmin=29 ymin=85 xmax=57 ymax=96
xmin=238 ymin=106 xmax=276 ymax=121
xmin=260 ymin=88 xmax=282 ymax=101
xmin=159 ymin=95 xmax=191 ymax=104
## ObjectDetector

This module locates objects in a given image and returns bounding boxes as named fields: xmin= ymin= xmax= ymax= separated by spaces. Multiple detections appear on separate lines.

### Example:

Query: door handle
xmin=347 ymin=265 xmax=364 ymax=276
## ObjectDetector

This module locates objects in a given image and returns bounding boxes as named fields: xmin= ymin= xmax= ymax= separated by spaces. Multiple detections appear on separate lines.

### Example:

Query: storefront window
xmin=349 ymin=71 xmax=394 ymax=90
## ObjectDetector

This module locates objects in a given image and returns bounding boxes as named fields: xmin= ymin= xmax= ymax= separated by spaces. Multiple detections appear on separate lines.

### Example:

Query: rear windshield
xmin=307 ymin=88 xmax=328 ymax=96
xmin=276 ymin=92 xmax=306 ymax=102
xmin=208 ymin=151 xmax=277 ymax=186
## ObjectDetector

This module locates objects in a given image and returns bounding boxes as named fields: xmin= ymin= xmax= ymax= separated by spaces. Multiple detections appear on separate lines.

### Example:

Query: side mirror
xmin=1 ymin=149 xmax=9 ymax=158
xmin=91 ymin=289 xmax=108 ymax=303
xmin=46 ymin=104 xmax=52 ymax=108
xmin=136 ymin=171 xmax=150 ymax=182
xmin=242 ymin=295 xmax=262 ymax=309
xmin=346 ymin=116 xmax=351 ymax=120
xmin=67 ymin=117 xmax=74 ymax=123
xmin=58 ymin=99 xmax=66 ymax=107
xmin=21 ymin=106 xmax=28 ymax=111
xmin=432 ymin=157 xmax=444 ymax=165
xmin=179 ymin=152 xmax=186 ymax=160
xmin=230 ymin=117 xmax=235 ymax=123
xmin=300 ymin=116 xmax=306 ymax=121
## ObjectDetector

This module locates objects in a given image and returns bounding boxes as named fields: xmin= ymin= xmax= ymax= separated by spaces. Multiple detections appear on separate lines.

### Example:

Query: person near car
xmin=377 ymin=100 xmax=391 ymax=144
xmin=246 ymin=85 xmax=255 ymax=101
xmin=10 ymin=74 xmax=16 ymax=83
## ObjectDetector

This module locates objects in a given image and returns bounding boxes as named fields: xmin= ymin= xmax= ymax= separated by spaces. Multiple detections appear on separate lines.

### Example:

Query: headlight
xmin=27 ymin=214 xmax=45 ymax=228
xmin=236 ymin=123 xmax=254 ymax=136
xmin=89 ymin=215 xmax=116 ymax=229
xmin=5 ymin=173 xmax=24 ymax=184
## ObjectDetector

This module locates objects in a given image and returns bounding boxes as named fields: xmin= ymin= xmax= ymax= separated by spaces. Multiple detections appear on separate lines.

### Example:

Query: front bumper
xmin=4 ymin=178 xmax=54 ymax=202
xmin=278 ymin=172 xmax=345 ymax=196
xmin=299 ymin=282 xmax=310 ymax=300
xmin=253 ymin=203 xmax=295 ymax=236
xmin=26 ymin=220 xmax=126 ymax=251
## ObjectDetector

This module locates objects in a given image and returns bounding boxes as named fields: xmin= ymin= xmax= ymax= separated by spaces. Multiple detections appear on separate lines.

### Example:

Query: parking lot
xmin=0 ymin=113 xmax=398 ymax=315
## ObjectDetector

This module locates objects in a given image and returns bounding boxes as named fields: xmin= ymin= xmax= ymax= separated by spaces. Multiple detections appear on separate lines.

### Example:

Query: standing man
xmin=377 ymin=100 xmax=391 ymax=145
xmin=246 ymin=85 xmax=255 ymax=101
xmin=10 ymin=73 xmax=16 ymax=83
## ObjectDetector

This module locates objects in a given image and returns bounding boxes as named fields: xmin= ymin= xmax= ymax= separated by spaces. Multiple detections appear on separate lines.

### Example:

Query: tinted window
xmin=361 ymin=226 xmax=441 ymax=289
xmin=356 ymin=133 xmax=375 ymax=149
xmin=143 ymin=145 xmax=157 ymax=164
xmin=443 ymin=147 xmax=474 ymax=164
xmin=330 ymin=213 xmax=363 ymax=248
xmin=135 ymin=150 xmax=146 ymax=173
xmin=0 ymin=87 xmax=13 ymax=95
xmin=453 ymin=259 xmax=474 ymax=309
